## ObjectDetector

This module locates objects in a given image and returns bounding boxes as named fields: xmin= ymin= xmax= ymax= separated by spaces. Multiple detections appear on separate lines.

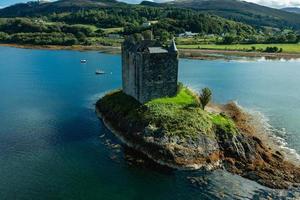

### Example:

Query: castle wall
xmin=139 ymin=53 xmax=178 ymax=103
xmin=122 ymin=46 xmax=136 ymax=98
xmin=122 ymin=42 xmax=178 ymax=104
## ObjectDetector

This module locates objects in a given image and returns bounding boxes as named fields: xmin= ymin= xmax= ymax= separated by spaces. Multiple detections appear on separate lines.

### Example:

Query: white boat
xmin=95 ymin=70 xmax=106 ymax=75
xmin=80 ymin=59 xmax=87 ymax=63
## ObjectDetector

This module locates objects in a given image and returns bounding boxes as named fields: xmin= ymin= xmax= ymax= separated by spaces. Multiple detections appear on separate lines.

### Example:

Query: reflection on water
xmin=194 ymin=52 xmax=300 ymax=62
xmin=0 ymin=46 xmax=299 ymax=199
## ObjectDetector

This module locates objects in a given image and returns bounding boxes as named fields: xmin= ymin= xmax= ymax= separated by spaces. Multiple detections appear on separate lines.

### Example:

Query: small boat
xmin=95 ymin=70 xmax=106 ymax=75
xmin=80 ymin=59 xmax=87 ymax=63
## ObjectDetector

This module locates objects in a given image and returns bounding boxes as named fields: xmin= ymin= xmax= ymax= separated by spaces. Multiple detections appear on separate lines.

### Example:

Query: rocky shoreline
xmin=96 ymin=109 xmax=221 ymax=170
xmin=210 ymin=102 xmax=300 ymax=189
xmin=96 ymin=92 xmax=300 ymax=189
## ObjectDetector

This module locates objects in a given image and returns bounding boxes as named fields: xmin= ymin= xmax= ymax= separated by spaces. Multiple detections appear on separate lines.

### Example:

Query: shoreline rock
xmin=96 ymin=109 xmax=221 ymax=170
xmin=96 ymin=91 xmax=300 ymax=189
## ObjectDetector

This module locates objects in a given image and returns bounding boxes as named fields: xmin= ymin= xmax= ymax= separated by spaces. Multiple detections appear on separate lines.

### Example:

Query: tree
xmin=0 ymin=32 xmax=9 ymax=41
xmin=265 ymin=46 xmax=279 ymax=53
xmin=199 ymin=88 xmax=212 ymax=110
xmin=158 ymin=30 xmax=171 ymax=44
xmin=222 ymin=35 xmax=236 ymax=44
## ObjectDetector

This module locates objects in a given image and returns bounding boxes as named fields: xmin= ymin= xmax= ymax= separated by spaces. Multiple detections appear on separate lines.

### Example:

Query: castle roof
xmin=125 ymin=40 xmax=169 ymax=54
xmin=148 ymin=47 xmax=168 ymax=54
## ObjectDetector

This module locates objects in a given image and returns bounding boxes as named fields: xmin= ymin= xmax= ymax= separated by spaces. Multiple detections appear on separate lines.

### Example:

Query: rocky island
xmin=96 ymin=35 xmax=300 ymax=189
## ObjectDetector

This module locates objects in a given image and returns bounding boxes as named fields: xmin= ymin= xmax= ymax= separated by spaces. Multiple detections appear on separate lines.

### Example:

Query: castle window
xmin=157 ymin=75 xmax=162 ymax=81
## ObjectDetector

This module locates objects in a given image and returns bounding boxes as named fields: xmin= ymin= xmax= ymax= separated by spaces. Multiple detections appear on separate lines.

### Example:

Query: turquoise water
xmin=0 ymin=46 xmax=299 ymax=199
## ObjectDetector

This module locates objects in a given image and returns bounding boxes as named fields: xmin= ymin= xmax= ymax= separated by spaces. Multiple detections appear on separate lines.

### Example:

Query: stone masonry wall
xmin=122 ymin=43 xmax=178 ymax=104
xmin=139 ymin=53 xmax=178 ymax=103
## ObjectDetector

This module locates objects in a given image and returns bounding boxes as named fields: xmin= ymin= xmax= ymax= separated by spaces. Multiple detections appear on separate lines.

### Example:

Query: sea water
xmin=0 ymin=46 xmax=299 ymax=199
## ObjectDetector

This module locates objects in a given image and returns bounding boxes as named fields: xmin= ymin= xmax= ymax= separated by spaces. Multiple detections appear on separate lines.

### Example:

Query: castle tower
xmin=122 ymin=38 xmax=179 ymax=103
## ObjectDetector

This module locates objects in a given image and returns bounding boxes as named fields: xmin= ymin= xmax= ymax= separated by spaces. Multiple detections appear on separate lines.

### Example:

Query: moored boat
xmin=95 ymin=70 xmax=105 ymax=75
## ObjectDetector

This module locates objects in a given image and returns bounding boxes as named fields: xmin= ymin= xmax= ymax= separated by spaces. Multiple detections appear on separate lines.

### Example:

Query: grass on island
xmin=98 ymin=86 xmax=238 ymax=139
xmin=177 ymin=43 xmax=300 ymax=53
xmin=211 ymin=114 xmax=238 ymax=135
xmin=147 ymin=87 xmax=198 ymax=107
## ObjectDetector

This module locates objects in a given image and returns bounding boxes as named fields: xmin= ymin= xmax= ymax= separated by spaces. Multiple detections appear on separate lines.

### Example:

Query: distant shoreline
xmin=0 ymin=43 xmax=121 ymax=54
xmin=179 ymin=48 xmax=300 ymax=60
xmin=1 ymin=43 xmax=300 ymax=61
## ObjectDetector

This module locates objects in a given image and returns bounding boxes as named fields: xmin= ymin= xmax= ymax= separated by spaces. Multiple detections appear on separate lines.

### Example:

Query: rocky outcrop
xmin=216 ymin=102 xmax=300 ymax=189
xmin=96 ymin=96 xmax=300 ymax=189
xmin=97 ymin=110 xmax=221 ymax=170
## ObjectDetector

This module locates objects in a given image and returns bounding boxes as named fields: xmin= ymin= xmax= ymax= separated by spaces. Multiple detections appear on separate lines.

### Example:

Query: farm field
xmin=177 ymin=43 xmax=300 ymax=53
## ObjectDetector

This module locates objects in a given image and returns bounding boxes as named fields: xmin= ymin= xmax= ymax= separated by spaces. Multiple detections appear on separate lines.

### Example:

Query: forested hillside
xmin=0 ymin=0 xmax=299 ymax=48
xmin=162 ymin=0 xmax=300 ymax=30
xmin=0 ymin=4 xmax=258 ymax=46
xmin=1 ymin=0 xmax=300 ymax=31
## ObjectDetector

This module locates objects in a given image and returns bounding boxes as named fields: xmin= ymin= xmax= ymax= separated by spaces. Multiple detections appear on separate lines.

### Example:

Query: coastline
xmin=0 ymin=43 xmax=121 ymax=54
xmin=208 ymin=102 xmax=300 ymax=165
xmin=96 ymin=108 xmax=220 ymax=170
xmin=2 ymin=43 xmax=300 ymax=60
xmin=96 ymin=90 xmax=300 ymax=189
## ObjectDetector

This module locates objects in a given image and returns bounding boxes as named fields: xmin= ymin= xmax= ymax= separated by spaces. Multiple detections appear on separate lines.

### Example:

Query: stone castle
xmin=122 ymin=38 xmax=179 ymax=103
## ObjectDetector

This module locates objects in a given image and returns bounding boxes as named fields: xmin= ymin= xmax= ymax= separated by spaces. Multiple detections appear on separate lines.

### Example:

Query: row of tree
xmin=0 ymin=18 xmax=106 ymax=45
xmin=0 ymin=18 xmax=103 ymax=36
xmin=0 ymin=32 xmax=79 ymax=45
xmin=220 ymin=32 xmax=300 ymax=44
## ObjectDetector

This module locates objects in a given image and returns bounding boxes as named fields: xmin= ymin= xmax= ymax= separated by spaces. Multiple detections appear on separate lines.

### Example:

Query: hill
xmin=1 ymin=0 xmax=300 ymax=30
xmin=159 ymin=0 xmax=300 ymax=30
xmin=0 ymin=0 xmax=125 ymax=17
xmin=282 ymin=7 xmax=300 ymax=14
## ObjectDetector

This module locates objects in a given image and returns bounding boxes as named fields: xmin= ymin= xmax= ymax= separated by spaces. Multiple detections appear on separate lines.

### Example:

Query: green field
xmin=88 ymin=37 xmax=123 ymax=46
xmin=101 ymin=27 xmax=124 ymax=34
xmin=177 ymin=43 xmax=300 ymax=53
xmin=176 ymin=36 xmax=219 ymax=45
xmin=74 ymin=24 xmax=99 ymax=32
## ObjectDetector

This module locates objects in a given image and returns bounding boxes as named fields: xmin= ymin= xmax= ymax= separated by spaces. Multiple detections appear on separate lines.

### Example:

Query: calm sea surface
xmin=0 ymin=46 xmax=299 ymax=199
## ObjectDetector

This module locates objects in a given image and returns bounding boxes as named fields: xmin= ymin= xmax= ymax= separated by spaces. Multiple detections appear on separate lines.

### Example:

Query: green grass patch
xmin=211 ymin=114 xmax=238 ymax=136
xmin=98 ymin=87 xmax=238 ymax=139
xmin=101 ymin=27 xmax=124 ymax=34
xmin=176 ymin=37 xmax=218 ymax=45
xmin=144 ymin=103 xmax=214 ymax=138
xmin=88 ymin=36 xmax=123 ymax=46
xmin=72 ymin=24 xmax=99 ymax=32
xmin=147 ymin=87 xmax=199 ymax=107
xmin=177 ymin=43 xmax=300 ymax=53
xmin=98 ymin=89 xmax=140 ymax=115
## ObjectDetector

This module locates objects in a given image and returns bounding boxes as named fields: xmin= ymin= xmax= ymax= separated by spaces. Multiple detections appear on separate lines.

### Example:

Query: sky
xmin=1 ymin=0 xmax=300 ymax=9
